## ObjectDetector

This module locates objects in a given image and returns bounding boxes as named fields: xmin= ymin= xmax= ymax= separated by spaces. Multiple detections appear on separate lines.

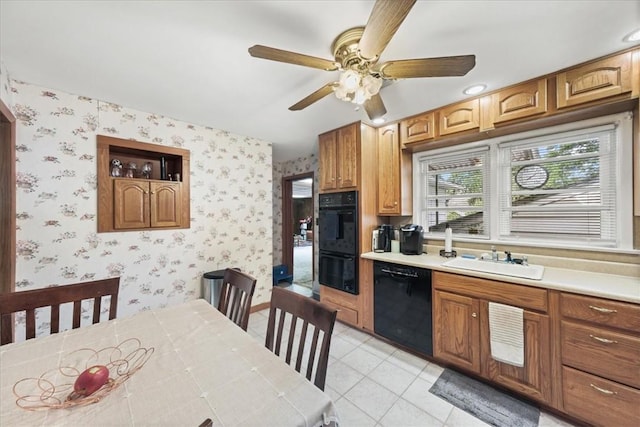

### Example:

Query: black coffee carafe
xmin=374 ymin=224 xmax=394 ymax=252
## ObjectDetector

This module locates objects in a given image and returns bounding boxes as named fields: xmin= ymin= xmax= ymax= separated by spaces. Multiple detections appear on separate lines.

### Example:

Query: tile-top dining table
xmin=0 ymin=299 xmax=340 ymax=426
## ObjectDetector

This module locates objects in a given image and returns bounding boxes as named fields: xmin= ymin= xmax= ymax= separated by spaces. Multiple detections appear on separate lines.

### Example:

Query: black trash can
xmin=202 ymin=268 xmax=239 ymax=307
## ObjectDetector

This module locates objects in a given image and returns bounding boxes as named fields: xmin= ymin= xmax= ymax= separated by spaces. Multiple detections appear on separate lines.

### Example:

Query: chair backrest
xmin=0 ymin=278 xmax=120 ymax=345
xmin=265 ymin=287 xmax=337 ymax=391
xmin=217 ymin=268 xmax=257 ymax=331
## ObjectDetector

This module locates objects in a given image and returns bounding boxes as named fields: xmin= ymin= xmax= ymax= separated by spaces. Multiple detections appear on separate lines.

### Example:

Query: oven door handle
xmin=321 ymin=253 xmax=355 ymax=261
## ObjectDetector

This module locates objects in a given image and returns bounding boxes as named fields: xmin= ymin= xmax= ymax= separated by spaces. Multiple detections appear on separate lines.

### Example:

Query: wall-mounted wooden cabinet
xmin=438 ymin=99 xmax=480 ymax=136
xmin=490 ymin=79 xmax=548 ymax=125
xmin=318 ymin=124 xmax=359 ymax=192
xmin=97 ymin=135 xmax=190 ymax=232
xmin=400 ymin=112 xmax=435 ymax=145
xmin=113 ymin=179 xmax=182 ymax=229
xmin=557 ymin=52 xmax=633 ymax=109
xmin=376 ymin=124 xmax=412 ymax=216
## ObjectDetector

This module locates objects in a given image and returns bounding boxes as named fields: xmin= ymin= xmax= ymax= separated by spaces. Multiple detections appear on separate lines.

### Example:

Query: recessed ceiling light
xmin=623 ymin=28 xmax=640 ymax=42
xmin=372 ymin=117 xmax=386 ymax=124
xmin=463 ymin=84 xmax=487 ymax=95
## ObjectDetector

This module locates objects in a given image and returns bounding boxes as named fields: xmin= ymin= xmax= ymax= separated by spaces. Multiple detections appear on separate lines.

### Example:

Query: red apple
xmin=74 ymin=365 xmax=110 ymax=396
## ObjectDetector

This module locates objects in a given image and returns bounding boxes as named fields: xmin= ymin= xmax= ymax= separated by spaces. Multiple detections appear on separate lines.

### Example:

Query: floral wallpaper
xmin=4 ymin=78 xmax=274 ymax=332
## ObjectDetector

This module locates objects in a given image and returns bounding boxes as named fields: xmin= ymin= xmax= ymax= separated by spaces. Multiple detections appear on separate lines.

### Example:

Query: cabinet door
xmin=377 ymin=125 xmax=401 ymax=215
xmin=337 ymin=124 xmax=358 ymax=189
xmin=557 ymin=52 xmax=632 ymax=108
xmin=318 ymin=131 xmax=337 ymax=191
xmin=438 ymin=99 xmax=480 ymax=136
xmin=400 ymin=112 xmax=435 ymax=145
xmin=150 ymin=182 xmax=182 ymax=227
xmin=434 ymin=290 xmax=481 ymax=373
xmin=114 ymin=180 xmax=149 ymax=229
xmin=491 ymin=79 xmax=548 ymax=124
xmin=482 ymin=303 xmax=552 ymax=403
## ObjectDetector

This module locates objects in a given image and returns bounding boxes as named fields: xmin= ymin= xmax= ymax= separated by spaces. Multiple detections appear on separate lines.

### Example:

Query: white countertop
xmin=361 ymin=251 xmax=640 ymax=304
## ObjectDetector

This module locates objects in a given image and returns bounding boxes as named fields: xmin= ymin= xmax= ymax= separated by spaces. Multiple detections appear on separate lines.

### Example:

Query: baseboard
xmin=251 ymin=301 xmax=270 ymax=313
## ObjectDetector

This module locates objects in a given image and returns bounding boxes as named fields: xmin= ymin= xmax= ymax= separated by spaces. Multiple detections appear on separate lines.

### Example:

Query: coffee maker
xmin=400 ymin=224 xmax=424 ymax=255
xmin=373 ymin=224 xmax=394 ymax=252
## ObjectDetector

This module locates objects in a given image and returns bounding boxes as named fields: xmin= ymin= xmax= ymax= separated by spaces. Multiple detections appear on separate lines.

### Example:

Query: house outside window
xmin=414 ymin=112 xmax=634 ymax=251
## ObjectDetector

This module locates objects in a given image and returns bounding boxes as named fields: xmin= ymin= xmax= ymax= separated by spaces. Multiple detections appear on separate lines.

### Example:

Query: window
xmin=414 ymin=112 xmax=633 ymax=250
xmin=416 ymin=147 xmax=490 ymax=238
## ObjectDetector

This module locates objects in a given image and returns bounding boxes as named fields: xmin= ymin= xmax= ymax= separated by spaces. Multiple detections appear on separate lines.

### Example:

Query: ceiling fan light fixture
xmin=334 ymin=70 xmax=383 ymax=105
xmin=340 ymin=69 xmax=361 ymax=91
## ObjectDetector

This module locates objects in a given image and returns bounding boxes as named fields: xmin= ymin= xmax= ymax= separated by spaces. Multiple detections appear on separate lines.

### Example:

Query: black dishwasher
xmin=373 ymin=261 xmax=432 ymax=356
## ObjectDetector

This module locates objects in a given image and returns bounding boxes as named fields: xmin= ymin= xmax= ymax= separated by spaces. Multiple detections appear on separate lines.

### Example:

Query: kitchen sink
xmin=442 ymin=257 xmax=545 ymax=280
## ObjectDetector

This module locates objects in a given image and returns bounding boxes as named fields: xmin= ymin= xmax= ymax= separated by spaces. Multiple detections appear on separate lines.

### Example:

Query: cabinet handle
xmin=589 ymin=334 xmax=617 ymax=344
xmin=589 ymin=305 xmax=617 ymax=314
xmin=472 ymin=312 xmax=477 ymax=318
xmin=589 ymin=383 xmax=617 ymax=396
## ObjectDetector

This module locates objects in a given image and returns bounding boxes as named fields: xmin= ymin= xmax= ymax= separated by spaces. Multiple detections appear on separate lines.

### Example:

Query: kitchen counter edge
xmin=361 ymin=252 xmax=640 ymax=304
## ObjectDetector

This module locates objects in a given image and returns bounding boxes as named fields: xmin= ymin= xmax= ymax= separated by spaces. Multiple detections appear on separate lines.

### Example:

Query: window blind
xmin=418 ymin=147 xmax=490 ymax=238
xmin=498 ymin=125 xmax=617 ymax=247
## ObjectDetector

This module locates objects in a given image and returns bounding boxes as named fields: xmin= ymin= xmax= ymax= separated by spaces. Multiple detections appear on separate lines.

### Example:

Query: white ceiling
xmin=1 ymin=1 xmax=639 ymax=162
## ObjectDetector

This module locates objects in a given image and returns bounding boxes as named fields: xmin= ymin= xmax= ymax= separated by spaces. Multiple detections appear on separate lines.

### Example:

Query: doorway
xmin=282 ymin=173 xmax=314 ymax=297
xmin=0 ymin=99 xmax=16 ymax=294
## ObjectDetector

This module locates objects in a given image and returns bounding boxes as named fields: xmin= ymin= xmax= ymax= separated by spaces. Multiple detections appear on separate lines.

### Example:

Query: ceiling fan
xmin=248 ymin=0 xmax=476 ymax=120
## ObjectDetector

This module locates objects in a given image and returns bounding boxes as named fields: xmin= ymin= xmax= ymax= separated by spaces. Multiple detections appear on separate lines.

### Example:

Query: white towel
xmin=488 ymin=302 xmax=524 ymax=367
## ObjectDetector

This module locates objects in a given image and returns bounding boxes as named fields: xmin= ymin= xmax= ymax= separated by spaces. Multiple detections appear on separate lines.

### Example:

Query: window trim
xmin=413 ymin=112 xmax=635 ymax=253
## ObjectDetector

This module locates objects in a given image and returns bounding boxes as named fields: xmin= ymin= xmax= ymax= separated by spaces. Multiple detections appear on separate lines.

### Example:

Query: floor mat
xmin=429 ymin=368 xmax=540 ymax=427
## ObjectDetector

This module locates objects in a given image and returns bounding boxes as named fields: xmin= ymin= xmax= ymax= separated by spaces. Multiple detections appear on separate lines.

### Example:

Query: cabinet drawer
xmin=561 ymin=293 xmax=640 ymax=333
xmin=562 ymin=320 xmax=640 ymax=388
xmin=562 ymin=366 xmax=640 ymax=427
xmin=321 ymin=298 xmax=358 ymax=326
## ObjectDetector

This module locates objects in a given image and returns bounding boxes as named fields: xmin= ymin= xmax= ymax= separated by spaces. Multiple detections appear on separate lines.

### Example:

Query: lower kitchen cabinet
xmin=320 ymin=285 xmax=359 ymax=327
xmin=433 ymin=271 xmax=551 ymax=403
xmin=434 ymin=290 xmax=480 ymax=372
xmin=558 ymin=292 xmax=640 ymax=426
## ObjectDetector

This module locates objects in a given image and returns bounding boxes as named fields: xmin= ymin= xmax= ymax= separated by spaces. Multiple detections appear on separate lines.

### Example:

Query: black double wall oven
xmin=318 ymin=191 xmax=358 ymax=295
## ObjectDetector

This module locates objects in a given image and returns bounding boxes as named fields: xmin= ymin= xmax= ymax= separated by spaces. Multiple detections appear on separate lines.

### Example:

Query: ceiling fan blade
xmin=358 ymin=0 xmax=416 ymax=61
xmin=377 ymin=55 xmax=476 ymax=78
xmin=289 ymin=83 xmax=337 ymax=111
xmin=249 ymin=45 xmax=340 ymax=71
xmin=364 ymin=94 xmax=387 ymax=120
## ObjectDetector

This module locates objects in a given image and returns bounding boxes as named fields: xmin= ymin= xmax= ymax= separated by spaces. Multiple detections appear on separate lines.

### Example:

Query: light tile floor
xmin=247 ymin=308 xmax=578 ymax=427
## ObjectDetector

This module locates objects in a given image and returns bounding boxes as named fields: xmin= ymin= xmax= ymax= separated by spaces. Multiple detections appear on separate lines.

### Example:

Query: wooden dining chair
xmin=0 ymin=277 xmax=120 ymax=345
xmin=217 ymin=268 xmax=257 ymax=331
xmin=265 ymin=287 xmax=337 ymax=391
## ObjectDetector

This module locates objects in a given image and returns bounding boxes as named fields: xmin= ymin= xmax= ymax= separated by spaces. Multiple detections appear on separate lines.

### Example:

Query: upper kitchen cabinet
xmin=377 ymin=124 xmax=412 ymax=216
xmin=319 ymin=122 xmax=370 ymax=193
xmin=556 ymin=52 xmax=633 ymax=109
xmin=400 ymin=112 xmax=436 ymax=146
xmin=97 ymin=135 xmax=190 ymax=232
xmin=489 ymin=79 xmax=548 ymax=125
xmin=113 ymin=179 xmax=182 ymax=229
xmin=438 ymin=99 xmax=480 ymax=136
